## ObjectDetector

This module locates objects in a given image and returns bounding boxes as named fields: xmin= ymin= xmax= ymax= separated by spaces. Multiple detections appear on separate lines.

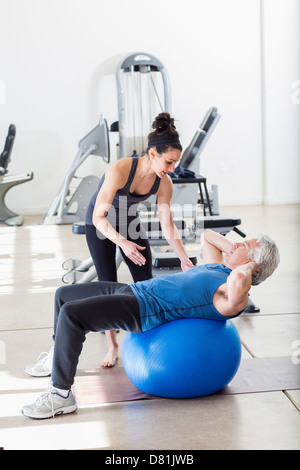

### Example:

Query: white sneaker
xmin=21 ymin=386 xmax=77 ymax=419
xmin=24 ymin=347 xmax=54 ymax=377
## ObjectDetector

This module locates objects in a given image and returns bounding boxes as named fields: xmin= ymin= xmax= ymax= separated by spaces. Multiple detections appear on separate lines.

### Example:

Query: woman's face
xmin=149 ymin=148 xmax=181 ymax=178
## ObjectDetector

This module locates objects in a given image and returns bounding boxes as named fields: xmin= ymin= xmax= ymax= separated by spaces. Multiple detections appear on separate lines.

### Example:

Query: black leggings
xmin=85 ymin=222 xmax=153 ymax=282
xmin=52 ymin=281 xmax=142 ymax=390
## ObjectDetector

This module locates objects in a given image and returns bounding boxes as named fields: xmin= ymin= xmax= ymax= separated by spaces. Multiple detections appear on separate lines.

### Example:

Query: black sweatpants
xmin=51 ymin=281 xmax=142 ymax=390
xmin=85 ymin=222 xmax=153 ymax=282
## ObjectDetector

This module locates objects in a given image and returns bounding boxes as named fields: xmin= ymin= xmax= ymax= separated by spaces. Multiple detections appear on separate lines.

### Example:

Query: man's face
xmin=224 ymin=238 xmax=260 ymax=268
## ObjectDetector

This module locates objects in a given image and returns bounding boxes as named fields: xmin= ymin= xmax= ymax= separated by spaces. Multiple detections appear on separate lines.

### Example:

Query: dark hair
xmin=147 ymin=112 xmax=182 ymax=154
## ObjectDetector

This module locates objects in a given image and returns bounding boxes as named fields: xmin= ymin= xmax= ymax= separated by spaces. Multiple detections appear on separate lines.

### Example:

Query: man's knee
xmin=55 ymin=285 xmax=66 ymax=302
xmin=59 ymin=301 xmax=81 ymax=323
xmin=55 ymin=284 xmax=75 ymax=307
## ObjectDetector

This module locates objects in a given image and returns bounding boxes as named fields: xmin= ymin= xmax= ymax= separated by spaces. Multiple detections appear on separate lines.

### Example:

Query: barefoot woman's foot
xmin=101 ymin=347 xmax=119 ymax=368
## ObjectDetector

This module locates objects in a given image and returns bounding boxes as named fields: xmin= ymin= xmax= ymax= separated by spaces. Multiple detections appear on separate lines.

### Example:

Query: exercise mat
xmin=73 ymin=366 xmax=157 ymax=404
xmin=219 ymin=356 xmax=300 ymax=395
xmin=73 ymin=357 xmax=300 ymax=405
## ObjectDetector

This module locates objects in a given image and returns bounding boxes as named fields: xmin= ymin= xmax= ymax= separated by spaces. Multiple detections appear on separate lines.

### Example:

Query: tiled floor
xmin=0 ymin=205 xmax=299 ymax=450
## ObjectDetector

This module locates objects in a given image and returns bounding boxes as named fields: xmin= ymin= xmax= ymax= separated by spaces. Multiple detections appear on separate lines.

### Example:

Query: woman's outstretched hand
xmin=180 ymin=258 xmax=195 ymax=272
xmin=120 ymin=239 xmax=147 ymax=266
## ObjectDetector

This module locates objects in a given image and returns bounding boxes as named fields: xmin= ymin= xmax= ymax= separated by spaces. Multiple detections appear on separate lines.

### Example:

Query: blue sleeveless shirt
xmin=85 ymin=157 xmax=161 ymax=226
xmin=130 ymin=263 xmax=243 ymax=331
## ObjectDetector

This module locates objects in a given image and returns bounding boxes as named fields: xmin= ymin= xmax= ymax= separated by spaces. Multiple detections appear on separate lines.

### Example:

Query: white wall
xmin=261 ymin=0 xmax=300 ymax=205
xmin=0 ymin=0 xmax=299 ymax=215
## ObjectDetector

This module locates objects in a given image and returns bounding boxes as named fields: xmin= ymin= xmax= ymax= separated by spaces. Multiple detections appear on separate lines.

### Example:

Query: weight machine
xmin=0 ymin=124 xmax=33 ymax=226
xmin=56 ymin=52 xmax=246 ymax=285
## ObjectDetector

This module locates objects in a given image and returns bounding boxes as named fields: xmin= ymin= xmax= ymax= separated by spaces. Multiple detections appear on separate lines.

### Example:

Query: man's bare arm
xmin=201 ymin=229 xmax=234 ymax=264
xmin=226 ymin=262 xmax=260 ymax=313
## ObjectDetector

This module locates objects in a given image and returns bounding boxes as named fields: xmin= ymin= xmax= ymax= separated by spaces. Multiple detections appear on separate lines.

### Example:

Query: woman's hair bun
xmin=152 ymin=113 xmax=176 ymax=134
xmin=147 ymin=112 xmax=182 ymax=153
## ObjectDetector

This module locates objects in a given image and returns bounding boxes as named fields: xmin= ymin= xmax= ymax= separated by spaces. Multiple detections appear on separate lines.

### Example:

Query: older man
xmin=22 ymin=229 xmax=279 ymax=419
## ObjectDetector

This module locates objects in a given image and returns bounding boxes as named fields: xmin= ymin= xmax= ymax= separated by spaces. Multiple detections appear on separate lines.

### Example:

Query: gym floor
xmin=0 ymin=204 xmax=299 ymax=450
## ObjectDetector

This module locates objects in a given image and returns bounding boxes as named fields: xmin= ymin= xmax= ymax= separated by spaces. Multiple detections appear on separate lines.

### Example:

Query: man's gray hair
xmin=248 ymin=234 xmax=280 ymax=285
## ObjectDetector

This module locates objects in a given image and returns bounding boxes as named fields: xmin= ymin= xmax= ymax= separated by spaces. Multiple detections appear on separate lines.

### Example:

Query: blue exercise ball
xmin=122 ymin=318 xmax=241 ymax=398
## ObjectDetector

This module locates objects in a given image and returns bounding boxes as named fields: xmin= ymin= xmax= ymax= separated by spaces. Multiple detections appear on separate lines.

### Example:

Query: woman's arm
xmin=201 ymin=229 xmax=234 ymax=264
xmin=157 ymin=177 xmax=194 ymax=271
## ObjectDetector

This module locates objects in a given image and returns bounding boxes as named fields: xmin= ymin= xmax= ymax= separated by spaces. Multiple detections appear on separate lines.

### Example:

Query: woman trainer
xmin=84 ymin=112 xmax=194 ymax=367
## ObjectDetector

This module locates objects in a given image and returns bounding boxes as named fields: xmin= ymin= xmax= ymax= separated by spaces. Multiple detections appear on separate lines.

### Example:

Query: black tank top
xmin=85 ymin=157 xmax=161 ymax=226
